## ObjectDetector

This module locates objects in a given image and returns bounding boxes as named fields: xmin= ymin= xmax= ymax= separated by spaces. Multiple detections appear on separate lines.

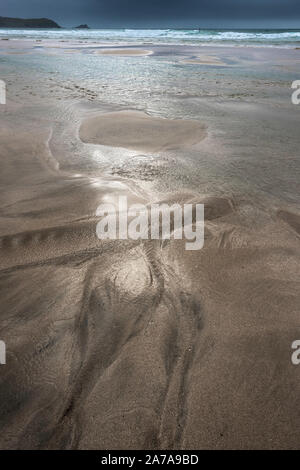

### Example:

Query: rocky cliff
xmin=0 ymin=16 xmax=61 ymax=28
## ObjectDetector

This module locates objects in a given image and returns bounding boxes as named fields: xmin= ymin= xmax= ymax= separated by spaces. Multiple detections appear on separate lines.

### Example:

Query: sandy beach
xmin=96 ymin=48 xmax=153 ymax=55
xmin=79 ymin=110 xmax=207 ymax=151
xmin=0 ymin=39 xmax=300 ymax=450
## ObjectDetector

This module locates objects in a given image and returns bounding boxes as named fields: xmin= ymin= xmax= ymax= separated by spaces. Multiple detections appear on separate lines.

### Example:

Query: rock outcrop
xmin=0 ymin=16 xmax=61 ymax=28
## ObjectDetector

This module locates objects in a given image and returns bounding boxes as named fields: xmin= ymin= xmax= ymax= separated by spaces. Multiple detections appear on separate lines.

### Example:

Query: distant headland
xmin=74 ymin=24 xmax=90 ymax=29
xmin=0 ymin=16 xmax=61 ymax=28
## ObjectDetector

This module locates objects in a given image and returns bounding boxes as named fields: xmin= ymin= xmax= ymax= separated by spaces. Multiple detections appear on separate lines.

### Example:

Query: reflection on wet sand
xmin=0 ymin=41 xmax=300 ymax=450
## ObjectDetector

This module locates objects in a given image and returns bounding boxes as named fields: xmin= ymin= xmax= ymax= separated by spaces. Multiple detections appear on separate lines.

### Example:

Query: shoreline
xmin=2 ymin=36 xmax=300 ymax=50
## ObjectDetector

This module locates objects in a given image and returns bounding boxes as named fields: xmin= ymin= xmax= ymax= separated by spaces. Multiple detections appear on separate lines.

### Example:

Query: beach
xmin=0 ymin=35 xmax=300 ymax=449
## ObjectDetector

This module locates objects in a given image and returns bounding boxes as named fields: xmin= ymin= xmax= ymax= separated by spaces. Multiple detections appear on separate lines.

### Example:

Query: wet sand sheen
xmin=79 ymin=111 xmax=207 ymax=152
xmin=181 ymin=55 xmax=226 ymax=66
xmin=96 ymin=49 xmax=153 ymax=56
xmin=1 ymin=41 xmax=300 ymax=451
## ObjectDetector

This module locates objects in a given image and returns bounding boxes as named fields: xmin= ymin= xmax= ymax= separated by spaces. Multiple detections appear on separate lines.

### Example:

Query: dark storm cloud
xmin=1 ymin=0 xmax=300 ymax=27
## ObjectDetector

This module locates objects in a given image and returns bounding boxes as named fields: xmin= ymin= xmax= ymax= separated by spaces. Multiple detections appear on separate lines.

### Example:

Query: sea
xmin=0 ymin=28 xmax=300 ymax=47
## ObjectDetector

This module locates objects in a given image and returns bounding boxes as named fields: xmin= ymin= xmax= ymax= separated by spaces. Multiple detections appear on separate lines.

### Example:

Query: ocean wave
xmin=1 ymin=28 xmax=300 ymax=46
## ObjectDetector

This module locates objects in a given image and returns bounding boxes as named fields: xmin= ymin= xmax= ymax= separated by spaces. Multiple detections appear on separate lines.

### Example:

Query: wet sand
xmin=0 ymin=41 xmax=300 ymax=450
xmin=180 ymin=55 xmax=226 ymax=66
xmin=96 ymin=49 xmax=153 ymax=56
xmin=79 ymin=111 xmax=207 ymax=152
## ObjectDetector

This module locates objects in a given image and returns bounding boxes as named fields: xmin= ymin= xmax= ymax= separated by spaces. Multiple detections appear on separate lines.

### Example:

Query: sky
xmin=1 ymin=0 xmax=300 ymax=29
